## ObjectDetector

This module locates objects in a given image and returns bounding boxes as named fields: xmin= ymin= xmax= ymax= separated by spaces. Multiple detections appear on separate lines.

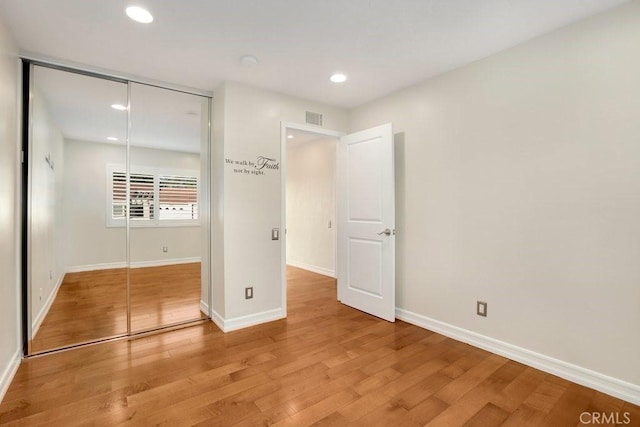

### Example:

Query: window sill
xmin=106 ymin=221 xmax=200 ymax=228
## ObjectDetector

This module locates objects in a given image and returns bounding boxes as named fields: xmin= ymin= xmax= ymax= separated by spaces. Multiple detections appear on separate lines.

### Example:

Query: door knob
xmin=377 ymin=228 xmax=392 ymax=236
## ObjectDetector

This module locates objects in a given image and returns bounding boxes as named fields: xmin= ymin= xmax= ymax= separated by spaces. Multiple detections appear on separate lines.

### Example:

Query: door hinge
xmin=21 ymin=150 xmax=24 ymax=163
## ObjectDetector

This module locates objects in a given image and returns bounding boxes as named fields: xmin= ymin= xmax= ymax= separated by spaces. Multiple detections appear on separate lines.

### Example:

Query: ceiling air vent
xmin=305 ymin=111 xmax=323 ymax=126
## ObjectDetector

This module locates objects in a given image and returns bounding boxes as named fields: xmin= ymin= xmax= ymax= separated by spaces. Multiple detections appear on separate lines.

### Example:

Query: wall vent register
xmin=305 ymin=111 xmax=323 ymax=126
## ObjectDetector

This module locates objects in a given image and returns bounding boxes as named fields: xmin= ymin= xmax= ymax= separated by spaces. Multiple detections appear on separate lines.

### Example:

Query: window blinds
xmin=129 ymin=173 xmax=155 ymax=220
xmin=159 ymin=175 xmax=198 ymax=220
xmin=110 ymin=170 xmax=198 ymax=223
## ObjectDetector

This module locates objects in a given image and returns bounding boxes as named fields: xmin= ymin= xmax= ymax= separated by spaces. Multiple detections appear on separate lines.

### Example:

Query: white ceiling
xmin=0 ymin=0 xmax=630 ymax=109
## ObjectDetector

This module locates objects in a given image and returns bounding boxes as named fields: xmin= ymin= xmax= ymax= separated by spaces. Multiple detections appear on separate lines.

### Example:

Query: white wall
xmin=286 ymin=137 xmax=336 ymax=276
xmin=63 ymin=140 xmax=201 ymax=270
xmin=29 ymin=89 xmax=65 ymax=332
xmin=349 ymin=1 xmax=640 ymax=390
xmin=212 ymin=81 xmax=348 ymax=327
xmin=0 ymin=14 xmax=20 ymax=401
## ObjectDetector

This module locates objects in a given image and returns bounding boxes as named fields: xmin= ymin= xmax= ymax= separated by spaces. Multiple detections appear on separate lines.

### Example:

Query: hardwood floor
xmin=31 ymin=263 xmax=205 ymax=352
xmin=4 ymin=266 xmax=638 ymax=426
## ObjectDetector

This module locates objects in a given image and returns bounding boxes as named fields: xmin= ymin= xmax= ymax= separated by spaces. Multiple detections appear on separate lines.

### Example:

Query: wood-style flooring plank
xmin=2 ymin=266 xmax=639 ymax=427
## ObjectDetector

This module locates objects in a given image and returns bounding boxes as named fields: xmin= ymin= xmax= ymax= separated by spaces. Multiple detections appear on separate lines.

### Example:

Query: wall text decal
xmin=225 ymin=156 xmax=280 ymax=176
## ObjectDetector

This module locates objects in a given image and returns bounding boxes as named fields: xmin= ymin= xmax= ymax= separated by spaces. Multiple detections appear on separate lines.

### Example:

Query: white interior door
xmin=337 ymin=123 xmax=395 ymax=322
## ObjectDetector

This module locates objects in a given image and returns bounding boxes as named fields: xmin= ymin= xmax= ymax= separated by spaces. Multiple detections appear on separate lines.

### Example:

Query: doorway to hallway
xmin=285 ymin=128 xmax=339 ymax=278
xmin=280 ymin=121 xmax=396 ymax=323
xmin=281 ymin=123 xmax=342 ymax=316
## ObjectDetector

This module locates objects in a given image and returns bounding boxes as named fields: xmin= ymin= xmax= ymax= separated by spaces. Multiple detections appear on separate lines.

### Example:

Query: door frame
xmin=280 ymin=122 xmax=344 ymax=317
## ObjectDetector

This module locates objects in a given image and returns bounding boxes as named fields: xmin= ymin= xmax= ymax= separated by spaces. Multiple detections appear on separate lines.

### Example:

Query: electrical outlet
xmin=162 ymin=246 xmax=168 ymax=253
xmin=477 ymin=301 xmax=487 ymax=317
xmin=245 ymin=287 xmax=253 ymax=299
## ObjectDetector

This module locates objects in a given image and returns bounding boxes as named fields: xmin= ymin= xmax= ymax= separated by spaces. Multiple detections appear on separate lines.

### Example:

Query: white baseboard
xmin=66 ymin=257 xmax=201 ymax=273
xmin=210 ymin=308 xmax=225 ymax=332
xmin=212 ymin=308 xmax=285 ymax=333
xmin=32 ymin=272 xmax=65 ymax=336
xmin=130 ymin=257 xmax=201 ymax=269
xmin=66 ymin=261 xmax=127 ymax=273
xmin=396 ymin=308 xmax=640 ymax=406
xmin=286 ymin=261 xmax=335 ymax=278
xmin=199 ymin=300 xmax=210 ymax=316
xmin=0 ymin=348 xmax=21 ymax=403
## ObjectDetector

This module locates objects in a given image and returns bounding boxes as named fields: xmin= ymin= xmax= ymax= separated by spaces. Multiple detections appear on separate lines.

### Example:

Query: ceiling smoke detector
xmin=240 ymin=55 xmax=259 ymax=67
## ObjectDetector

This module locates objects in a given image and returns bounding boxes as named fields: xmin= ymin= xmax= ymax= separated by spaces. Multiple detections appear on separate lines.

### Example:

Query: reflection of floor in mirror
xmin=31 ymin=262 xmax=204 ymax=353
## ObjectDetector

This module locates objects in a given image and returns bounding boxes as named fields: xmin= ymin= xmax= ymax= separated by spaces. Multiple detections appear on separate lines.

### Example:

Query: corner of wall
xmin=211 ymin=307 xmax=285 ymax=333
xmin=211 ymin=82 xmax=226 ymax=318
xmin=0 ymin=347 xmax=21 ymax=403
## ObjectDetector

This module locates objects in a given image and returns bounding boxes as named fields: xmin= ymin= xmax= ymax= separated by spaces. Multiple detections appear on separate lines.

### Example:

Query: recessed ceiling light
xmin=330 ymin=73 xmax=347 ymax=83
xmin=126 ymin=6 xmax=153 ymax=24
xmin=111 ymin=104 xmax=127 ymax=111
xmin=287 ymin=135 xmax=294 ymax=139
xmin=107 ymin=137 xmax=119 ymax=141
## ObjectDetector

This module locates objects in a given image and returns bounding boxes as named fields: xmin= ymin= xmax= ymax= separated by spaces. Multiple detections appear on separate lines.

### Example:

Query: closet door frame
xmin=20 ymin=59 xmax=213 ymax=356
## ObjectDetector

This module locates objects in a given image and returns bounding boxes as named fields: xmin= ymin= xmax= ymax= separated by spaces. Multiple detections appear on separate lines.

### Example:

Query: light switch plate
xmin=272 ymin=228 xmax=279 ymax=240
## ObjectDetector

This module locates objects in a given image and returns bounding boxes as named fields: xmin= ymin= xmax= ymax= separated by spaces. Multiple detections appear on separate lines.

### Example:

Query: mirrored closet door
xmin=128 ymin=83 xmax=210 ymax=333
xmin=28 ymin=66 xmax=128 ymax=353
xmin=26 ymin=63 xmax=211 ymax=355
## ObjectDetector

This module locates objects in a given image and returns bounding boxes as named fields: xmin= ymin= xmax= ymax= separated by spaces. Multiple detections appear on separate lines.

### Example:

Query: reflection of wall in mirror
xmin=62 ymin=139 xmax=201 ymax=271
xmin=30 ymin=90 xmax=65 ymax=333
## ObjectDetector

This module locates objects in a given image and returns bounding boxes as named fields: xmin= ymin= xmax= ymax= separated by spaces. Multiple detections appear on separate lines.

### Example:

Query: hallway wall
xmin=29 ymin=89 xmax=65 ymax=333
xmin=286 ymin=136 xmax=336 ymax=277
